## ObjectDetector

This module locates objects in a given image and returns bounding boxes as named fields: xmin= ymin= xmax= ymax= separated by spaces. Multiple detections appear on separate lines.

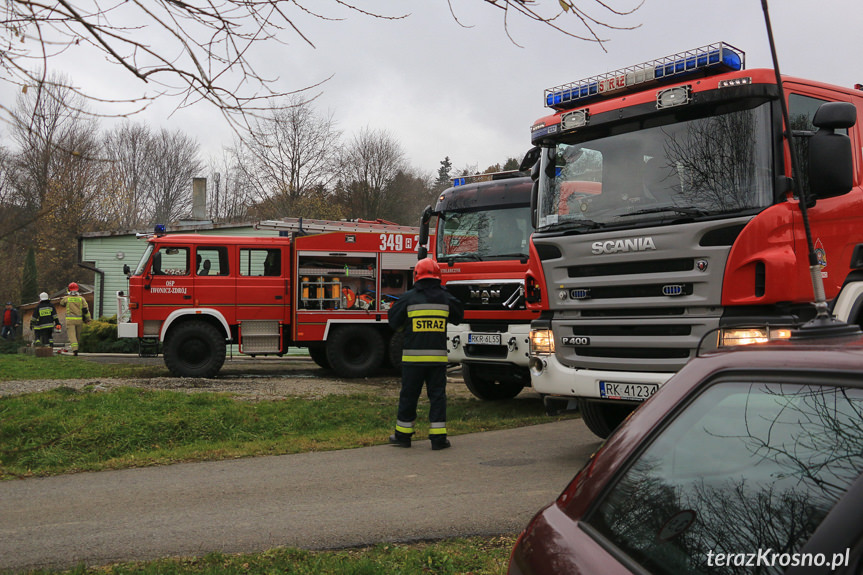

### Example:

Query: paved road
xmin=0 ymin=419 xmax=600 ymax=571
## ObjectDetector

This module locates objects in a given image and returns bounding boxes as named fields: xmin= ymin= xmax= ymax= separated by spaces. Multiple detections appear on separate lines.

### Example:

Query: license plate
xmin=468 ymin=333 xmax=501 ymax=345
xmin=599 ymin=381 xmax=659 ymax=401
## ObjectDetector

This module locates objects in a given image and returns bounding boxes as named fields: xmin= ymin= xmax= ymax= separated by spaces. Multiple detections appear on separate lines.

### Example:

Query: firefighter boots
xmin=388 ymin=432 xmax=411 ymax=448
xmin=430 ymin=437 xmax=451 ymax=451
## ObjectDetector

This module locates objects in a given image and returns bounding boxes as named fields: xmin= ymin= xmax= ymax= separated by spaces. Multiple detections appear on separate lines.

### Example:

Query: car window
xmin=240 ymin=248 xmax=280 ymax=277
xmin=585 ymin=379 xmax=863 ymax=575
xmin=196 ymin=246 xmax=228 ymax=276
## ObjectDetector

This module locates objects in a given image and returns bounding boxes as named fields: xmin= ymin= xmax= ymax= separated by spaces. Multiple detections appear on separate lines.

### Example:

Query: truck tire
xmin=326 ymin=325 xmax=384 ymax=378
xmin=307 ymin=344 xmax=330 ymax=369
xmin=163 ymin=320 xmax=226 ymax=378
xmin=578 ymin=398 xmax=634 ymax=439
xmin=462 ymin=363 xmax=524 ymax=400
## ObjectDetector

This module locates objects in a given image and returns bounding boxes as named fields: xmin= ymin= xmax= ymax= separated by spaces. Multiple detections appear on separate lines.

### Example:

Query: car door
xmin=141 ymin=244 xmax=194 ymax=324
xmin=236 ymin=246 xmax=288 ymax=322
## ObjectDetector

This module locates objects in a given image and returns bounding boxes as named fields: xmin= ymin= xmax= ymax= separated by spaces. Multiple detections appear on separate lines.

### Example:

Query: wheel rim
xmin=343 ymin=337 xmax=368 ymax=364
xmin=179 ymin=336 xmax=211 ymax=368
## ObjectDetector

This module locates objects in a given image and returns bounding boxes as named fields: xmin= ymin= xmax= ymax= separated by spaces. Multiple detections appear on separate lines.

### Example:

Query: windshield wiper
xmin=441 ymin=252 xmax=482 ymax=262
xmin=542 ymin=219 xmax=604 ymax=233
xmin=492 ymin=252 xmax=529 ymax=259
xmin=619 ymin=206 xmax=709 ymax=218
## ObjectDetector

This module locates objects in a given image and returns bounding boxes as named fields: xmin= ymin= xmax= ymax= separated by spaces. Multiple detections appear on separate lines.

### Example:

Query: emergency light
xmin=545 ymin=42 xmax=745 ymax=110
xmin=452 ymin=171 xmax=526 ymax=187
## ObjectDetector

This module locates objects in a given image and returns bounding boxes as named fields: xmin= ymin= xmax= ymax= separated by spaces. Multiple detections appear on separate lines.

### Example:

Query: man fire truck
xmin=117 ymin=218 xmax=423 ymax=378
xmin=418 ymin=171 xmax=538 ymax=399
xmin=525 ymin=42 xmax=863 ymax=437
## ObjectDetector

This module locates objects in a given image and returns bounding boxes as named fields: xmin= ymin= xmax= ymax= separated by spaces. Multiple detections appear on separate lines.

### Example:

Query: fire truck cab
xmin=525 ymin=42 xmax=863 ymax=437
xmin=420 ymin=172 xmax=538 ymax=399
xmin=117 ymin=219 xmax=422 ymax=379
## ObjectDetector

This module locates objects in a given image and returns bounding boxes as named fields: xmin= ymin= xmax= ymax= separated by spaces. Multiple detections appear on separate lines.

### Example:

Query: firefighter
xmin=30 ymin=292 xmax=61 ymax=347
xmin=61 ymin=282 xmax=91 ymax=356
xmin=387 ymin=258 xmax=463 ymax=450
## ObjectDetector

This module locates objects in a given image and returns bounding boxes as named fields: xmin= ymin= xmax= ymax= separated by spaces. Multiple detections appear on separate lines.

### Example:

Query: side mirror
xmin=123 ymin=264 xmax=131 ymax=275
xmin=519 ymin=147 xmax=541 ymax=171
xmin=530 ymin=180 xmax=539 ymax=230
xmin=530 ymin=151 xmax=543 ymax=229
xmin=809 ymin=102 xmax=856 ymax=199
xmin=418 ymin=205 xmax=433 ymax=260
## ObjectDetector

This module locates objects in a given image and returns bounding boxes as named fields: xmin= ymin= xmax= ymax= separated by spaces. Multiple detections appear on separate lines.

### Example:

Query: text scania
xmin=591 ymin=237 xmax=656 ymax=255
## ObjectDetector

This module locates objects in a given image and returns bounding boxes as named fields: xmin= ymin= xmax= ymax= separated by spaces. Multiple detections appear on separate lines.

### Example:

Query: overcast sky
xmin=4 ymin=0 xmax=862 ymax=177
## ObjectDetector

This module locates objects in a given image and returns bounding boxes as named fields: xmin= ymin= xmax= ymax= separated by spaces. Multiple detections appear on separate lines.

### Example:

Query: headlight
xmin=530 ymin=329 xmax=555 ymax=354
xmin=719 ymin=327 xmax=793 ymax=347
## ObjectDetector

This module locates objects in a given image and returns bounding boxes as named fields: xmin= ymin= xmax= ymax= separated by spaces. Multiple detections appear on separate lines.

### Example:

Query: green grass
xmin=0 ymin=354 xmax=167 ymax=381
xmin=0 ymin=385 xmax=571 ymax=478
xmin=13 ymin=536 xmax=517 ymax=574
xmin=0 ymin=356 xmax=544 ymax=573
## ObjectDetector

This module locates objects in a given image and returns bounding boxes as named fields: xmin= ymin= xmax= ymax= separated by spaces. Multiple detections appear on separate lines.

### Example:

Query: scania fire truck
xmin=419 ymin=172 xmax=537 ymax=399
xmin=525 ymin=42 xmax=863 ymax=437
xmin=117 ymin=218 xmax=423 ymax=378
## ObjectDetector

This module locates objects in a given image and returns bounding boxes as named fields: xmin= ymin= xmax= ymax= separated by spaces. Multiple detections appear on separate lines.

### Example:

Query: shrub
xmin=80 ymin=316 xmax=139 ymax=353
xmin=0 ymin=337 xmax=21 ymax=355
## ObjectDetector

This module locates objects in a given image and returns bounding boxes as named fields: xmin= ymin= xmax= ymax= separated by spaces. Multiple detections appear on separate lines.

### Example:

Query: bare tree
xmin=144 ymin=129 xmax=202 ymax=224
xmin=6 ymin=74 xmax=104 ymax=291
xmin=474 ymin=0 xmax=641 ymax=48
xmin=101 ymin=122 xmax=153 ymax=228
xmin=339 ymin=127 xmax=405 ymax=220
xmin=232 ymin=96 xmax=342 ymax=218
xmin=1 ymin=1 xmax=639 ymax=131
xmin=205 ymin=149 xmax=255 ymax=223
xmin=10 ymin=73 xmax=99 ymax=211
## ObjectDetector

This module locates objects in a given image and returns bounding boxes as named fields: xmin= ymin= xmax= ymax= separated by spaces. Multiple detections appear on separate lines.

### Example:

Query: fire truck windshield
xmin=437 ymin=205 xmax=531 ymax=262
xmin=133 ymin=243 xmax=155 ymax=276
xmin=537 ymin=100 xmax=774 ymax=232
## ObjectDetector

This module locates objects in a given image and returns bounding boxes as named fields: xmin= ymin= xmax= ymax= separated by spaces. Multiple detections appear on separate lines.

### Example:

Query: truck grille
xmin=444 ymin=282 xmax=525 ymax=311
xmin=537 ymin=219 xmax=745 ymax=374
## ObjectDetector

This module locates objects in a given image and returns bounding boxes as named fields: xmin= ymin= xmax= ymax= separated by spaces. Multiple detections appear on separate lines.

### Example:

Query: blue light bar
xmin=544 ymin=42 xmax=745 ymax=110
xmin=154 ymin=224 xmax=166 ymax=233
xmin=453 ymin=177 xmax=466 ymax=187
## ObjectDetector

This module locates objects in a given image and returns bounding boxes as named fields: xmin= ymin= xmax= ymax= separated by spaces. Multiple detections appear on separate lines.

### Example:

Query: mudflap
xmin=543 ymin=396 xmax=580 ymax=416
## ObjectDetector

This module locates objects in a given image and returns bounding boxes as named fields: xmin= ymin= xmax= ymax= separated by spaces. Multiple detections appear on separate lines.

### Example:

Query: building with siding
xmin=79 ymin=222 xmax=281 ymax=319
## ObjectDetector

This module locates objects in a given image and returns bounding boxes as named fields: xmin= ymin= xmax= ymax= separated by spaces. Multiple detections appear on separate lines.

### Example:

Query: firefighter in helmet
xmin=387 ymin=258 xmax=463 ymax=450
xmin=30 ymin=292 xmax=61 ymax=347
xmin=60 ymin=282 xmax=91 ymax=355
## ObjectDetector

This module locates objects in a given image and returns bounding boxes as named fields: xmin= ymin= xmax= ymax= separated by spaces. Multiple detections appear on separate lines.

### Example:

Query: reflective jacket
xmin=31 ymin=301 xmax=60 ymax=331
xmin=61 ymin=294 xmax=91 ymax=325
xmin=388 ymin=278 xmax=463 ymax=365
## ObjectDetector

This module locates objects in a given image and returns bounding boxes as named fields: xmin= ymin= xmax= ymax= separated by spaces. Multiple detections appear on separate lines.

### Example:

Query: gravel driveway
xmin=0 ymin=354 xmax=480 ymax=401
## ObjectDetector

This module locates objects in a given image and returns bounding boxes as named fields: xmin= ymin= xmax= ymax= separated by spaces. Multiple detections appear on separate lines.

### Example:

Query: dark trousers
xmin=397 ymin=363 xmax=447 ymax=429
xmin=35 ymin=328 xmax=53 ymax=346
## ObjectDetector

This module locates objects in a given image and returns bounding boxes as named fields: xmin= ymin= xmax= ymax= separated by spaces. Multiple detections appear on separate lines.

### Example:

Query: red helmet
xmin=68 ymin=282 xmax=79 ymax=292
xmin=414 ymin=258 xmax=441 ymax=281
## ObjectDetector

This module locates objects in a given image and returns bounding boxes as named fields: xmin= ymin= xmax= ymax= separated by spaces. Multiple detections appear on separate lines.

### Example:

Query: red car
xmin=509 ymin=334 xmax=863 ymax=574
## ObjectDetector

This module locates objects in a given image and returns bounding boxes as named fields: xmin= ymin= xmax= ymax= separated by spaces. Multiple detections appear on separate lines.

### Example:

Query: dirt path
xmin=0 ymin=355 xmax=478 ymax=400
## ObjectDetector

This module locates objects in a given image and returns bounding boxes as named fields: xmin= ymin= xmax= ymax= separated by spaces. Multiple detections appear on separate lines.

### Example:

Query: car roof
xmin=689 ymin=334 xmax=863 ymax=385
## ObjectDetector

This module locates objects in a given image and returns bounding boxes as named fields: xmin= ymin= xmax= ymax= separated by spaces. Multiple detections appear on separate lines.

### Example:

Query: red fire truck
xmin=524 ymin=42 xmax=863 ymax=437
xmin=117 ymin=218 xmax=424 ymax=378
xmin=419 ymin=171 xmax=538 ymax=399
